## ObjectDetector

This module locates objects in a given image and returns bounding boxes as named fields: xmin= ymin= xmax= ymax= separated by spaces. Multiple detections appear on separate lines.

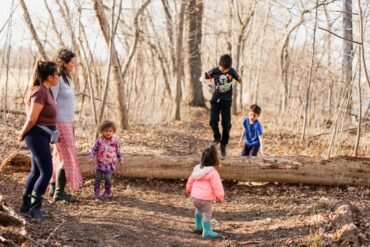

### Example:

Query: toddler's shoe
xmin=93 ymin=192 xmax=99 ymax=200
xmin=101 ymin=192 xmax=111 ymax=200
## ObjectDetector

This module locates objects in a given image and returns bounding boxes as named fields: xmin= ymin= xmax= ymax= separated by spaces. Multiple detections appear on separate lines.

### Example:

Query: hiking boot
xmin=29 ymin=192 xmax=48 ymax=219
xmin=48 ymin=182 xmax=55 ymax=197
xmin=20 ymin=189 xmax=31 ymax=214
xmin=101 ymin=183 xmax=112 ymax=200
xmin=93 ymin=183 xmax=100 ymax=199
xmin=220 ymin=144 xmax=227 ymax=159
xmin=202 ymin=221 xmax=219 ymax=238
xmin=53 ymin=169 xmax=76 ymax=203
xmin=193 ymin=214 xmax=203 ymax=234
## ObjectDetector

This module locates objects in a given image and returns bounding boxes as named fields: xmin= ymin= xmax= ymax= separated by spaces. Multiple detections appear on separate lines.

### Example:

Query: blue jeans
xmin=24 ymin=126 xmax=54 ymax=195
xmin=241 ymin=143 xmax=260 ymax=156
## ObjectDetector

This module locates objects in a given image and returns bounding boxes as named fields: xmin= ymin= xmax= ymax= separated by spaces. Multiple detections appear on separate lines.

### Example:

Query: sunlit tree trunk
xmin=93 ymin=0 xmax=129 ymax=129
xmin=175 ymin=1 xmax=186 ymax=120
xmin=185 ymin=0 xmax=205 ymax=107
xmin=342 ymin=0 xmax=353 ymax=118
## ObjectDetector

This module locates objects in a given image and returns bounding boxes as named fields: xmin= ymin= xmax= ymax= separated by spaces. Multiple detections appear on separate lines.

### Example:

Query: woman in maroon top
xmin=18 ymin=60 xmax=60 ymax=219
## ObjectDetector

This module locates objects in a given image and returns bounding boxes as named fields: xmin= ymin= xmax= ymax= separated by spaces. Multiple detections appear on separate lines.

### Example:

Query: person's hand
xmin=17 ymin=131 xmax=24 ymax=141
xmin=120 ymin=160 xmax=125 ymax=166
xmin=88 ymin=158 xmax=93 ymax=165
xmin=185 ymin=190 xmax=191 ymax=197
xmin=239 ymin=140 xmax=244 ymax=148
xmin=216 ymin=198 xmax=224 ymax=204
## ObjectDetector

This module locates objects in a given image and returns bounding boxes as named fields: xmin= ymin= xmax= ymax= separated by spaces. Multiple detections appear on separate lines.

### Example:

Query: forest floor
xmin=0 ymin=107 xmax=369 ymax=247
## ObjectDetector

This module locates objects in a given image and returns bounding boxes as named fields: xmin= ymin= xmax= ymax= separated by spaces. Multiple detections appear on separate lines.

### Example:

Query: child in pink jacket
xmin=186 ymin=145 xmax=224 ymax=238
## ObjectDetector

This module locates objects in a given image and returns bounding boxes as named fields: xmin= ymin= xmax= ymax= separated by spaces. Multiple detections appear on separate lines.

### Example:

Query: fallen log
xmin=2 ymin=153 xmax=370 ymax=187
xmin=78 ymin=153 xmax=370 ymax=187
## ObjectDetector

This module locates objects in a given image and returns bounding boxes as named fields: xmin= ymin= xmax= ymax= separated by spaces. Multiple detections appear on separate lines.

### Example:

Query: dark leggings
xmin=95 ymin=170 xmax=113 ymax=188
xmin=24 ymin=126 xmax=53 ymax=195
xmin=210 ymin=99 xmax=232 ymax=145
xmin=241 ymin=144 xmax=260 ymax=156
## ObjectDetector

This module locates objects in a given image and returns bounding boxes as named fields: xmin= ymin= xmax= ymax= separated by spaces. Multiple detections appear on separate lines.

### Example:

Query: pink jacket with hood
xmin=186 ymin=164 xmax=224 ymax=202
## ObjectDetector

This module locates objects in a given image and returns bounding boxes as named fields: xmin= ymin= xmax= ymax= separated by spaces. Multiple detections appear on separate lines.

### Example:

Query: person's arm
xmin=239 ymin=130 xmax=245 ymax=148
xmin=18 ymin=102 xmax=44 ymax=141
xmin=257 ymin=122 xmax=264 ymax=155
xmin=210 ymin=170 xmax=224 ymax=203
xmin=88 ymin=139 xmax=100 ymax=164
xmin=116 ymin=140 xmax=124 ymax=166
xmin=186 ymin=176 xmax=195 ymax=195
xmin=259 ymin=135 xmax=264 ymax=155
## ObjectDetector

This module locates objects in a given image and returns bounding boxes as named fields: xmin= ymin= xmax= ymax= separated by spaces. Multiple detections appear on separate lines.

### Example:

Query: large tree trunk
xmin=76 ymin=154 xmax=370 ymax=187
xmin=342 ymin=0 xmax=353 ymax=117
xmin=94 ymin=0 xmax=129 ymax=129
xmin=185 ymin=0 xmax=205 ymax=107
xmin=174 ymin=0 xmax=186 ymax=120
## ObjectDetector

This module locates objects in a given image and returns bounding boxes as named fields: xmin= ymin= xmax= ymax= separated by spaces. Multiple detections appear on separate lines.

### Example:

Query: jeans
xmin=241 ymin=143 xmax=260 ymax=156
xmin=210 ymin=99 xmax=232 ymax=145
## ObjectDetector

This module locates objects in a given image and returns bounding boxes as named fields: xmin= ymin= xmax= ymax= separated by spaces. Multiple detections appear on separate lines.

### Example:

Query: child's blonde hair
xmin=201 ymin=145 xmax=219 ymax=167
xmin=98 ymin=120 xmax=116 ymax=134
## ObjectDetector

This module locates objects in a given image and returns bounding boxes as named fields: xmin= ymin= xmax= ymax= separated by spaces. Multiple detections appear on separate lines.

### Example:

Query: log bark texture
xmin=2 ymin=153 xmax=369 ymax=187
xmin=78 ymin=154 xmax=370 ymax=187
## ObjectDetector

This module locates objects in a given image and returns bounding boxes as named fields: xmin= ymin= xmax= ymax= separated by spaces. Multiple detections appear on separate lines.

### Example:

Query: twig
xmin=318 ymin=27 xmax=362 ymax=45
xmin=45 ymin=219 xmax=65 ymax=243
xmin=23 ymin=234 xmax=45 ymax=247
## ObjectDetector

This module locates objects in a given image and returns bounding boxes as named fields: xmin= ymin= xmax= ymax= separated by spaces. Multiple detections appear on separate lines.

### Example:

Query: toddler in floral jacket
xmin=89 ymin=120 xmax=124 ymax=199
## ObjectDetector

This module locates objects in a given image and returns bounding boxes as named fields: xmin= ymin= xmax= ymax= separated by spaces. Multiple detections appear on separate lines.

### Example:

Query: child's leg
xmin=220 ymin=100 xmax=232 ymax=145
xmin=250 ymin=144 xmax=260 ymax=156
xmin=94 ymin=170 xmax=103 ymax=198
xmin=210 ymin=101 xmax=222 ymax=143
xmin=102 ymin=172 xmax=113 ymax=198
xmin=197 ymin=200 xmax=218 ymax=238
xmin=192 ymin=198 xmax=209 ymax=233
xmin=241 ymin=144 xmax=252 ymax=156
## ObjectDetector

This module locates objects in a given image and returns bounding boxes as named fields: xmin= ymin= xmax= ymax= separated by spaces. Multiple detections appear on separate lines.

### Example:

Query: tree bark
xmin=342 ymin=0 xmax=353 ymax=117
xmin=3 ymin=153 xmax=369 ymax=186
xmin=77 ymin=154 xmax=370 ymax=187
xmin=185 ymin=0 xmax=205 ymax=107
xmin=94 ymin=0 xmax=129 ymax=129
xmin=175 ymin=0 xmax=186 ymax=120
xmin=19 ymin=0 xmax=48 ymax=60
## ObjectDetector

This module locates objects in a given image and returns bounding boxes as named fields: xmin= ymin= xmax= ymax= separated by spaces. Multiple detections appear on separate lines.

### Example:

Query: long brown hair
xmin=30 ymin=60 xmax=58 ymax=87
xmin=55 ymin=48 xmax=75 ymax=77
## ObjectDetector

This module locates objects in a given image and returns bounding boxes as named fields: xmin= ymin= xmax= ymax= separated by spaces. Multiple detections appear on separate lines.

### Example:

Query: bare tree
xmin=175 ymin=0 xmax=186 ymax=120
xmin=44 ymin=0 xmax=65 ymax=47
xmin=19 ymin=0 xmax=48 ymax=60
xmin=185 ymin=0 xmax=205 ymax=107
xmin=93 ymin=0 xmax=129 ymax=129
xmin=233 ymin=0 xmax=256 ymax=114
xmin=342 ymin=0 xmax=354 ymax=119
xmin=301 ymin=0 xmax=319 ymax=141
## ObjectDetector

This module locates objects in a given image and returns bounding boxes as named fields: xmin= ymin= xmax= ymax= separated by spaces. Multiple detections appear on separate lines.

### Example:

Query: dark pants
xmin=241 ymin=144 xmax=260 ymax=156
xmin=210 ymin=99 xmax=232 ymax=145
xmin=94 ymin=170 xmax=113 ymax=195
xmin=24 ymin=126 xmax=53 ymax=195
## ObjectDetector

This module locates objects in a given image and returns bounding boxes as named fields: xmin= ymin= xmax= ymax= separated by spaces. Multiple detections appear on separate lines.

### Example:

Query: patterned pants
xmin=192 ymin=197 xmax=212 ymax=222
